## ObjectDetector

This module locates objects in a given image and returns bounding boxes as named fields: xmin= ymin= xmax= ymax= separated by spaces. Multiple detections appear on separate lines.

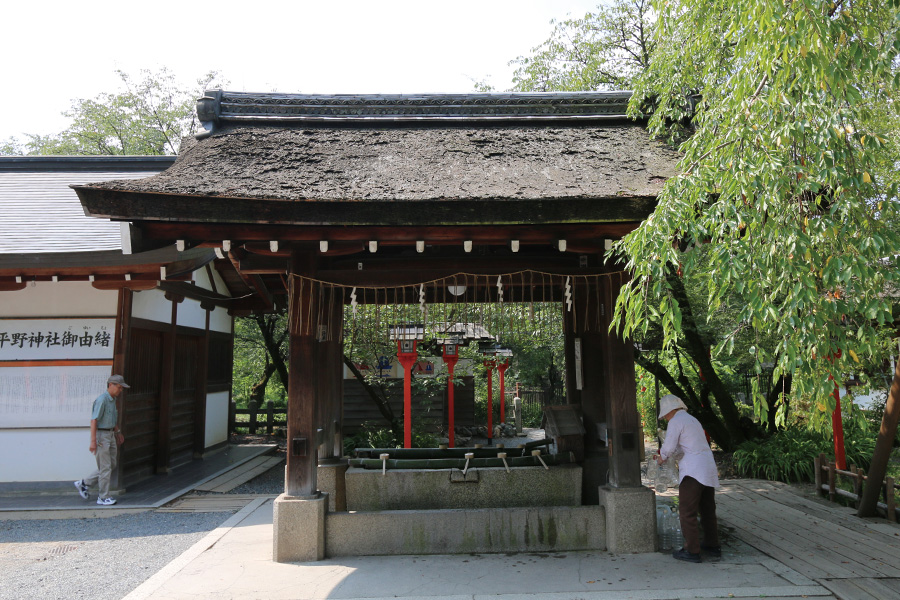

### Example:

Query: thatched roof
xmin=74 ymin=92 xmax=681 ymax=227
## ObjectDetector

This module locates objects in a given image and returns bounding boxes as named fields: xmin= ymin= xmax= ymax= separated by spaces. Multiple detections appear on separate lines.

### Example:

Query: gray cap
xmin=107 ymin=374 xmax=130 ymax=388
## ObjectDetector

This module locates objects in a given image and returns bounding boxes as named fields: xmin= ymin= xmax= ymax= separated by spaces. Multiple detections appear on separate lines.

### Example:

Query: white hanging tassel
xmin=351 ymin=287 xmax=358 ymax=317
xmin=565 ymin=276 xmax=573 ymax=312
xmin=419 ymin=283 xmax=426 ymax=315
xmin=497 ymin=275 xmax=503 ymax=304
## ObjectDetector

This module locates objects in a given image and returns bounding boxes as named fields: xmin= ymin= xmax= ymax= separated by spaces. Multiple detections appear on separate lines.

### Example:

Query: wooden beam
xmin=136 ymin=222 xmax=643 ymax=245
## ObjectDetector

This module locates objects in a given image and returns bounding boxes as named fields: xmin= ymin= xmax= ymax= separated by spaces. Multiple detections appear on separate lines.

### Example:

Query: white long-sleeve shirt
xmin=659 ymin=410 xmax=720 ymax=489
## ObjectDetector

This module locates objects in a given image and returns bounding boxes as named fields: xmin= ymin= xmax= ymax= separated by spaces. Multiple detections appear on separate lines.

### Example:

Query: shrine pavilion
xmin=73 ymin=91 xmax=680 ymax=560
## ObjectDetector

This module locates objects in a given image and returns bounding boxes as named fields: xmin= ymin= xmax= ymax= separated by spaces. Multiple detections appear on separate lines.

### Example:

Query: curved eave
xmin=73 ymin=186 xmax=659 ymax=227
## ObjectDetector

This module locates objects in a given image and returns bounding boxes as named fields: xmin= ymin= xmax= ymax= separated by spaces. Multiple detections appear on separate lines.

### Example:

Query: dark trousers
xmin=678 ymin=475 xmax=718 ymax=554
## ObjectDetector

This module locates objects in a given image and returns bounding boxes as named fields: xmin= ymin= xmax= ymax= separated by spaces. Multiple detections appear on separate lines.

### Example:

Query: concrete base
xmin=273 ymin=492 xmax=328 ymax=563
xmin=326 ymin=505 xmax=605 ymax=557
xmin=317 ymin=461 xmax=348 ymax=512
xmin=597 ymin=485 xmax=656 ymax=553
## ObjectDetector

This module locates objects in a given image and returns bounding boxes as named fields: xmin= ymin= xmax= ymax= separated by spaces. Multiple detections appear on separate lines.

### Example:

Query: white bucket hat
xmin=658 ymin=394 xmax=687 ymax=419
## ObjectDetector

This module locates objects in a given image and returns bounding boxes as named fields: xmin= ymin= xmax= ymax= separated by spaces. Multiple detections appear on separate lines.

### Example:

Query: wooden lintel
xmin=137 ymin=222 xmax=643 ymax=245
xmin=92 ymin=280 xmax=159 ymax=291
xmin=0 ymin=281 xmax=27 ymax=291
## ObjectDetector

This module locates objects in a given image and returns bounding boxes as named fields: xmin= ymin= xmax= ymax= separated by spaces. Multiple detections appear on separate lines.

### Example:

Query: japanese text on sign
xmin=0 ymin=319 xmax=115 ymax=361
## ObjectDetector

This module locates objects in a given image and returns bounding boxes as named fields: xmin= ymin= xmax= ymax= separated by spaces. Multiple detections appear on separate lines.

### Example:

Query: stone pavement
xmin=123 ymin=497 xmax=837 ymax=600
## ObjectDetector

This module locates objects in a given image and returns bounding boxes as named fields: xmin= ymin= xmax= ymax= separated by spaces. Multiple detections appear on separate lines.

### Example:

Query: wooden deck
xmin=718 ymin=479 xmax=900 ymax=600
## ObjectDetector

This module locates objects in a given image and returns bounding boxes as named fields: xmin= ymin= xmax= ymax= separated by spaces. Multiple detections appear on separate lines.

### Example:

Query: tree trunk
xmin=249 ymin=362 xmax=275 ymax=406
xmin=668 ymin=270 xmax=748 ymax=445
xmin=253 ymin=313 xmax=289 ymax=389
xmin=635 ymin=350 xmax=733 ymax=449
xmin=766 ymin=375 xmax=792 ymax=433
xmin=342 ymin=354 xmax=402 ymax=440
xmin=857 ymin=357 xmax=900 ymax=517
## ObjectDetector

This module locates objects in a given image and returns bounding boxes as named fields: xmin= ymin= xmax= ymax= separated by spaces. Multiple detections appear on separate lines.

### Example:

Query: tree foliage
xmin=5 ymin=68 xmax=223 ymax=156
xmin=617 ymin=0 xmax=900 ymax=425
xmin=508 ymin=0 xmax=655 ymax=91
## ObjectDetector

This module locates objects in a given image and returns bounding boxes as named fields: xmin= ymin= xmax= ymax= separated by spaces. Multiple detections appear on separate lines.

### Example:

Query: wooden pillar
xmin=600 ymin=272 xmax=642 ymax=488
xmin=157 ymin=292 xmax=181 ymax=473
xmin=193 ymin=306 xmax=212 ymax=457
xmin=112 ymin=288 xmax=132 ymax=489
xmin=286 ymin=252 xmax=319 ymax=497
xmin=319 ymin=285 xmax=344 ymax=460
xmin=565 ymin=282 xmax=609 ymax=503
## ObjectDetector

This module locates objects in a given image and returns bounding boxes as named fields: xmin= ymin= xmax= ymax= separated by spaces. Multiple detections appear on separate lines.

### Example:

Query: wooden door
xmin=122 ymin=327 xmax=163 ymax=485
xmin=169 ymin=334 xmax=200 ymax=469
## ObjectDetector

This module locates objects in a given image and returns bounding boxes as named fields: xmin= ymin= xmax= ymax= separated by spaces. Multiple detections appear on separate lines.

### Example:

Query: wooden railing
xmin=229 ymin=400 xmax=287 ymax=435
xmin=814 ymin=452 xmax=898 ymax=522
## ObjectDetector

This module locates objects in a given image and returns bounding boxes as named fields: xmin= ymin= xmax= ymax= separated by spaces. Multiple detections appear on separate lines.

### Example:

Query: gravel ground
xmin=0 ymin=439 xmax=285 ymax=600
xmin=0 ymin=511 xmax=230 ymax=600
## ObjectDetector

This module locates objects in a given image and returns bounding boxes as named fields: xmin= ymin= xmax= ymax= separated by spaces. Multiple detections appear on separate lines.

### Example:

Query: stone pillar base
xmin=318 ymin=460 xmax=349 ymax=512
xmin=598 ymin=485 xmax=656 ymax=553
xmin=273 ymin=492 xmax=328 ymax=562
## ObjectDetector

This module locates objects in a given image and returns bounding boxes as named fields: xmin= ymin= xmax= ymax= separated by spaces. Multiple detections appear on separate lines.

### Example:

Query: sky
xmin=1 ymin=0 xmax=603 ymax=143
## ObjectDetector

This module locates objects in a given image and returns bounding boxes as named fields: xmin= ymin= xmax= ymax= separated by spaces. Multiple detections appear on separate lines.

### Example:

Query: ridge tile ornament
xmin=196 ymin=91 xmax=634 ymax=136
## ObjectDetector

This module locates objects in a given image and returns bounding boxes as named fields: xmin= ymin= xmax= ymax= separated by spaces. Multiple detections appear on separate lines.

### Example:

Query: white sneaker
xmin=97 ymin=497 xmax=117 ymax=506
xmin=74 ymin=480 xmax=88 ymax=500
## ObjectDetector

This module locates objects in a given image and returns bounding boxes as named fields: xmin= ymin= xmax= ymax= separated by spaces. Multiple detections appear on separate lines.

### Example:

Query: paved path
xmin=119 ymin=477 xmax=900 ymax=600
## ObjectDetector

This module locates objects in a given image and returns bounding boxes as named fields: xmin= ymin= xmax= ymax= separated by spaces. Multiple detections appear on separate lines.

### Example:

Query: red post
xmin=498 ymin=359 xmax=509 ymax=423
xmin=397 ymin=341 xmax=419 ymax=449
xmin=826 ymin=350 xmax=847 ymax=471
xmin=443 ymin=347 xmax=459 ymax=448
xmin=484 ymin=358 xmax=495 ymax=444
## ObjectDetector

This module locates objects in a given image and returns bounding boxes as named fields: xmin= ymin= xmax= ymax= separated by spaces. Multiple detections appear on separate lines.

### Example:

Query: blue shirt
xmin=90 ymin=391 xmax=118 ymax=430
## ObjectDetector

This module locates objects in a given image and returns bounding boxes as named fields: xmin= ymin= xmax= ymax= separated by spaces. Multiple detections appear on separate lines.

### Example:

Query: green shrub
xmin=733 ymin=425 xmax=877 ymax=483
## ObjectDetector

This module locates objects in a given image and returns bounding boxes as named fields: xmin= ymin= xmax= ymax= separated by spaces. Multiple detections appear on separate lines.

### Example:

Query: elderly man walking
xmin=657 ymin=394 xmax=720 ymax=562
xmin=75 ymin=374 xmax=128 ymax=505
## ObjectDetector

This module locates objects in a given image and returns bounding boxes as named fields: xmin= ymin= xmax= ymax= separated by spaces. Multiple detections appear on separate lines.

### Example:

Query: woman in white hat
xmin=656 ymin=394 xmax=720 ymax=562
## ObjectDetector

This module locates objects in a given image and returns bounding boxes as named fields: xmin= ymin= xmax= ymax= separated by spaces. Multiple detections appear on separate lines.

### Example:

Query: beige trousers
xmin=84 ymin=430 xmax=118 ymax=498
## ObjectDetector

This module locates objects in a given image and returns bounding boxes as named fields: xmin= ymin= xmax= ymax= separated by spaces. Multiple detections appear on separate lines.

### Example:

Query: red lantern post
xmin=442 ymin=342 xmax=460 ymax=448
xmin=498 ymin=358 xmax=510 ymax=424
xmin=483 ymin=356 xmax=496 ymax=445
xmin=392 ymin=324 xmax=424 ymax=449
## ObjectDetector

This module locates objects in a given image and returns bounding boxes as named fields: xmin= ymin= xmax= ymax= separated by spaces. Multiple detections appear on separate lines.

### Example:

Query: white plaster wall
xmin=205 ymin=391 xmax=230 ymax=448
xmin=0 ymin=428 xmax=96 ymax=482
xmin=209 ymin=306 xmax=232 ymax=334
xmin=176 ymin=298 xmax=207 ymax=329
xmin=2 ymin=281 xmax=117 ymax=317
xmin=131 ymin=288 xmax=172 ymax=324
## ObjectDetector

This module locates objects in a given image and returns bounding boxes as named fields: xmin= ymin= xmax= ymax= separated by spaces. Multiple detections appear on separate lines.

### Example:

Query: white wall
xmin=176 ymin=297 xmax=207 ymax=329
xmin=205 ymin=391 xmax=230 ymax=448
xmin=131 ymin=288 xmax=172 ymax=324
xmin=0 ymin=428 xmax=96 ymax=482
xmin=0 ymin=282 xmax=117 ymax=483
xmin=209 ymin=305 xmax=232 ymax=334
xmin=2 ymin=281 xmax=117 ymax=317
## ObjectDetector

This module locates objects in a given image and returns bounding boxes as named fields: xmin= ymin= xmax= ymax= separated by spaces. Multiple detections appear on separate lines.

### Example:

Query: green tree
xmin=500 ymin=1 xmax=767 ymax=450
xmin=508 ymin=0 xmax=655 ymax=91
xmin=616 ymin=0 xmax=900 ymax=512
xmin=10 ymin=68 xmax=222 ymax=156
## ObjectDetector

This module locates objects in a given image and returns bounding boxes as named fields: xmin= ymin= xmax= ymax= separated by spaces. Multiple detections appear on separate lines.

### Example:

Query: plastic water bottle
xmin=655 ymin=458 xmax=670 ymax=492
xmin=647 ymin=455 xmax=659 ymax=482
xmin=670 ymin=506 xmax=683 ymax=549
xmin=656 ymin=505 xmax=670 ymax=550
